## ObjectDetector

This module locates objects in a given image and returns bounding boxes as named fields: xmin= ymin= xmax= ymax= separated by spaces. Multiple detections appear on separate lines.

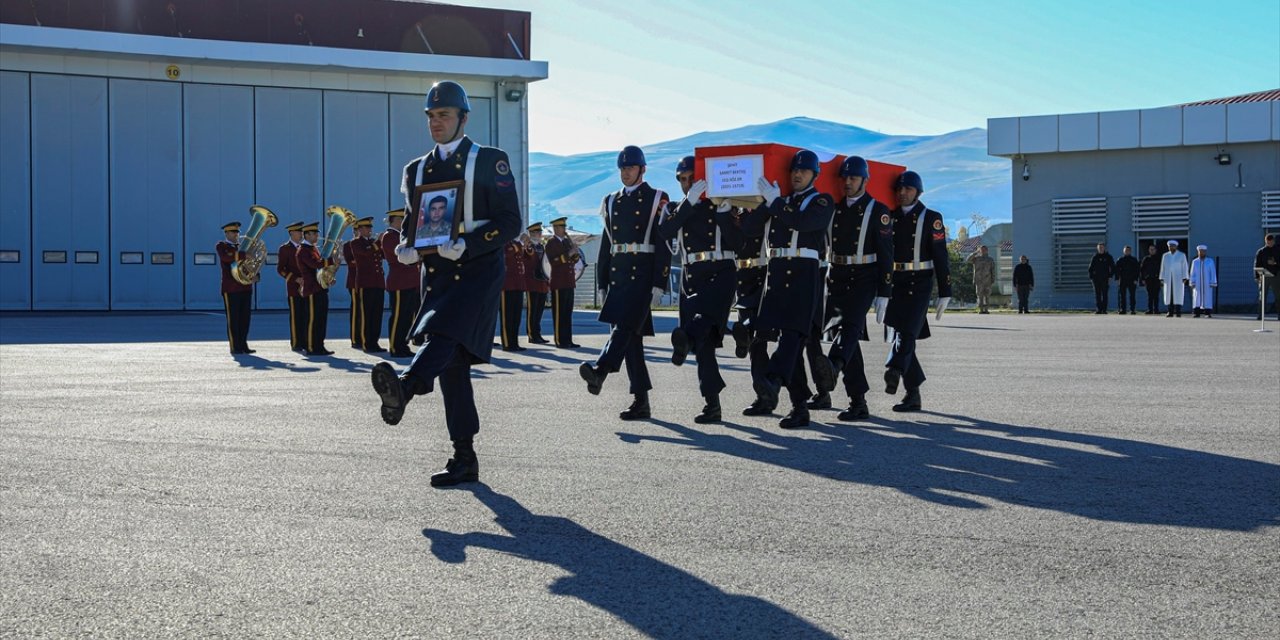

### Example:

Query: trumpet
xmin=317 ymin=205 xmax=356 ymax=289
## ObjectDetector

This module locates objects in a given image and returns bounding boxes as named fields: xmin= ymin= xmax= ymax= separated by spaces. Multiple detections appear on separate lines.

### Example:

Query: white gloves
xmin=598 ymin=289 xmax=607 ymax=302
xmin=757 ymin=177 xmax=781 ymax=206
xmin=686 ymin=179 xmax=708 ymax=204
xmin=935 ymin=297 xmax=951 ymax=321
xmin=651 ymin=287 xmax=665 ymax=307
xmin=437 ymin=238 xmax=466 ymax=261
xmin=715 ymin=200 xmax=733 ymax=214
xmin=874 ymin=296 xmax=889 ymax=324
xmin=395 ymin=240 xmax=420 ymax=265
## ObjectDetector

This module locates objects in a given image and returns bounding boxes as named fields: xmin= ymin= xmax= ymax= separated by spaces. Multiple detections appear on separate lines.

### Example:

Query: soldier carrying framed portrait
xmin=406 ymin=179 xmax=465 ymax=254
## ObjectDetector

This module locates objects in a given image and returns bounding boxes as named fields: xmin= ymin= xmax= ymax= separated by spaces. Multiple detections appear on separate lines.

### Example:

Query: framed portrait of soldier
xmin=407 ymin=180 xmax=464 ymax=254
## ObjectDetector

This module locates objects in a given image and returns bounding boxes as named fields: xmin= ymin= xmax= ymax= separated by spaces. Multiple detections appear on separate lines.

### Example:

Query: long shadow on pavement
xmin=618 ymin=413 xmax=1280 ymax=532
xmin=422 ymin=484 xmax=838 ymax=639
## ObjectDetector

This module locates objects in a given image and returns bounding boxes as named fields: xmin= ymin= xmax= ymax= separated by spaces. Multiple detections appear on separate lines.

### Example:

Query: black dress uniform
xmin=742 ymin=185 xmax=835 ymax=427
xmin=883 ymin=199 xmax=951 ymax=411
xmin=1114 ymin=252 xmax=1140 ymax=314
xmin=732 ymin=217 xmax=775 ymax=415
xmin=823 ymin=192 xmax=893 ymax=417
xmin=217 ymin=222 xmax=254 ymax=354
xmin=658 ymin=194 xmax=741 ymax=422
xmin=1139 ymin=249 xmax=1163 ymax=314
xmin=579 ymin=180 xmax=673 ymax=419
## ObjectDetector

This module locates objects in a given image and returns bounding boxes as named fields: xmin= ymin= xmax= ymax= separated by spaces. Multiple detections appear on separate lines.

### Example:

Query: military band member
xmin=883 ymin=171 xmax=951 ymax=412
xmin=578 ymin=145 xmax=673 ymax=420
xmin=296 ymin=221 xmax=336 ymax=356
xmin=732 ymin=210 xmax=776 ymax=416
xmin=657 ymin=155 xmax=742 ymax=424
xmin=343 ymin=234 xmax=360 ymax=348
xmin=544 ymin=217 xmax=581 ymax=348
xmin=370 ymin=81 xmax=522 ymax=487
xmin=742 ymin=150 xmax=836 ymax=429
xmin=277 ymin=221 xmax=308 ymax=351
xmin=350 ymin=216 xmax=387 ymax=351
xmin=381 ymin=208 xmax=420 ymax=358
xmin=822 ymin=156 xmax=893 ymax=421
xmin=217 ymin=221 xmax=254 ymax=355
xmin=500 ymin=234 xmax=528 ymax=351
xmin=524 ymin=222 xmax=551 ymax=344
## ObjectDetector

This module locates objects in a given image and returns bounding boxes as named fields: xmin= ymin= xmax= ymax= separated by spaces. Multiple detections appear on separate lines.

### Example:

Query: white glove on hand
xmin=715 ymin=200 xmax=733 ymax=214
xmin=874 ymin=296 xmax=889 ymax=324
xmin=651 ymin=287 xmax=665 ymax=307
xmin=598 ymin=289 xmax=607 ymax=302
xmin=437 ymin=238 xmax=466 ymax=262
xmin=686 ymin=179 xmax=708 ymax=204
xmin=934 ymin=297 xmax=950 ymax=321
xmin=395 ymin=240 xmax=421 ymax=265
xmin=757 ymin=177 xmax=781 ymax=206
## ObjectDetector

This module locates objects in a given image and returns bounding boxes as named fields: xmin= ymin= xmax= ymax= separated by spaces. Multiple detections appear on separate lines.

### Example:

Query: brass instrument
xmin=318 ymin=205 xmax=357 ymax=289
xmin=231 ymin=204 xmax=279 ymax=285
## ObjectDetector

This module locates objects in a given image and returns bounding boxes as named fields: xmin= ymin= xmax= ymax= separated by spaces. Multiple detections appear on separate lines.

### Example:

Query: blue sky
xmin=455 ymin=0 xmax=1280 ymax=155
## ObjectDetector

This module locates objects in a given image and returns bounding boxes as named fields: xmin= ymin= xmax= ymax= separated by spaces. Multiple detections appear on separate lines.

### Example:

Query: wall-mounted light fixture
xmin=1215 ymin=152 xmax=1232 ymax=165
xmin=505 ymin=88 xmax=524 ymax=102
xmin=1021 ymin=160 xmax=1030 ymax=181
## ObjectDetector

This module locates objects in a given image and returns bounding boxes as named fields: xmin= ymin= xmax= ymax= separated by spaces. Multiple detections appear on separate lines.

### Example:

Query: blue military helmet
xmin=424 ymin=80 xmax=471 ymax=113
xmin=675 ymin=155 xmax=696 ymax=174
xmin=790 ymin=149 xmax=821 ymax=174
xmin=617 ymin=145 xmax=647 ymax=168
xmin=839 ymin=156 xmax=870 ymax=179
xmin=895 ymin=170 xmax=925 ymax=194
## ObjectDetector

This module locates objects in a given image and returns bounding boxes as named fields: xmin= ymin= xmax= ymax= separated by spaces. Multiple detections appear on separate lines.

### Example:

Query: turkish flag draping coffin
xmin=693 ymin=143 xmax=905 ymax=208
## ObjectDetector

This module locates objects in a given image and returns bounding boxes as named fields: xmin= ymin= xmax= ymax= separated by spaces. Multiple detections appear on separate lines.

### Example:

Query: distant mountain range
xmin=528 ymin=116 xmax=1011 ymax=236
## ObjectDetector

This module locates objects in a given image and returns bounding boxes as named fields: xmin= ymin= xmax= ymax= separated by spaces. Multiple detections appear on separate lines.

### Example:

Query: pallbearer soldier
xmin=296 ymin=221 xmax=336 ymax=356
xmin=277 ymin=221 xmax=308 ymax=351
xmin=369 ymin=80 xmax=521 ymax=487
xmin=883 ymin=171 xmax=951 ymax=412
xmin=499 ymin=234 xmax=528 ymax=351
xmin=658 ymin=155 xmax=741 ymax=424
xmin=544 ymin=217 xmax=581 ymax=348
xmin=578 ymin=145 xmax=673 ymax=420
xmin=343 ymin=234 xmax=360 ymax=348
xmin=350 ymin=216 xmax=386 ymax=352
xmin=732 ymin=210 xmax=776 ymax=416
xmin=524 ymin=222 xmax=551 ymax=344
xmin=217 ymin=221 xmax=254 ymax=355
xmin=380 ymin=208 xmax=419 ymax=358
xmin=822 ymin=156 xmax=893 ymax=421
xmin=742 ymin=149 xmax=836 ymax=429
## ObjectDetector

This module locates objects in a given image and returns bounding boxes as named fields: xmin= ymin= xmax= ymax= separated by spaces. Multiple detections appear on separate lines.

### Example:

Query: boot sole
xmin=579 ymin=363 xmax=603 ymax=395
xmin=371 ymin=363 xmax=406 ymax=426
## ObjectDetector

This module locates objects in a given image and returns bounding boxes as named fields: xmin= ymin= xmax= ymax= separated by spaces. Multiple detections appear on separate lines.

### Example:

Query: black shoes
xmin=884 ymin=368 xmax=902 ymax=395
xmin=811 ymin=355 xmax=836 ymax=393
xmin=732 ymin=323 xmax=751 ymax=359
xmin=754 ymin=375 xmax=781 ymax=409
xmin=838 ymin=397 xmax=870 ymax=421
xmin=390 ymin=349 xmax=415 ymax=358
xmin=306 ymin=348 xmax=335 ymax=356
xmin=579 ymin=363 xmax=606 ymax=395
xmin=892 ymin=389 xmax=922 ymax=412
xmin=230 ymin=348 xmax=256 ymax=355
xmin=371 ymin=362 xmax=409 ymax=426
xmin=670 ymin=327 xmax=690 ymax=366
xmin=430 ymin=457 xmax=479 ymax=487
xmin=742 ymin=399 xmax=776 ymax=416
xmin=619 ymin=395 xmax=651 ymax=421
xmin=502 ymin=345 xmax=526 ymax=352
xmin=779 ymin=408 xmax=810 ymax=429
xmin=558 ymin=342 xmax=581 ymax=349
xmin=365 ymin=345 xmax=387 ymax=354
xmin=694 ymin=397 xmax=722 ymax=424
xmin=529 ymin=337 xmax=550 ymax=344
xmin=806 ymin=391 xmax=831 ymax=410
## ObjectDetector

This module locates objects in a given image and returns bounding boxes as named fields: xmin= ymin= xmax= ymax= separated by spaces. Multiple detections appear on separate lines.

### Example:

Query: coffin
xmin=692 ymin=143 xmax=905 ymax=209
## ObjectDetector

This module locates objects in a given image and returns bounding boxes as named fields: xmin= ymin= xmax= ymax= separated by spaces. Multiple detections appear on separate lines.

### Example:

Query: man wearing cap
xmin=544 ymin=217 xmax=581 ymax=348
xmin=967 ymin=245 xmax=997 ymax=314
xmin=1140 ymin=244 xmax=1163 ymax=315
xmin=741 ymin=149 xmax=836 ymax=429
xmin=524 ymin=222 xmax=551 ymax=344
xmin=1188 ymin=244 xmax=1217 ymax=318
xmin=1159 ymin=240 xmax=1189 ymax=318
xmin=578 ymin=145 xmax=673 ymax=421
xmin=1114 ymin=245 xmax=1140 ymax=314
xmin=657 ymin=155 xmax=741 ymax=424
xmin=277 ymin=221 xmax=308 ymax=351
xmin=296 ymin=222 xmax=337 ymax=355
xmin=343 ymin=231 xmax=360 ymax=348
xmin=1088 ymin=243 xmax=1115 ymax=314
xmin=349 ymin=216 xmax=387 ymax=350
xmin=369 ymin=80 xmax=522 ymax=488
xmin=1255 ymin=234 xmax=1280 ymax=320
xmin=381 ymin=209 xmax=420 ymax=358
xmin=822 ymin=156 xmax=893 ymax=421
xmin=217 ymin=221 xmax=254 ymax=355
xmin=499 ymin=233 xmax=528 ymax=351
xmin=883 ymin=170 xmax=951 ymax=413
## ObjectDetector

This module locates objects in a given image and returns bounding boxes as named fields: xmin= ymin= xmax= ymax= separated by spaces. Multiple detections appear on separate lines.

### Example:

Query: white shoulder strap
xmin=463 ymin=143 xmax=478 ymax=227
xmin=600 ymin=194 xmax=616 ymax=242
xmin=786 ymin=191 xmax=821 ymax=249
xmin=855 ymin=196 xmax=874 ymax=259
xmin=642 ymin=190 xmax=663 ymax=247
xmin=913 ymin=206 xmax=928 ymax=269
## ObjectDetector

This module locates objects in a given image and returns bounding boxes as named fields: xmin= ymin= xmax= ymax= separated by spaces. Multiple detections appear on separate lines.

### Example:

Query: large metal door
xmin=254 ymin=88 xmax=322 ymax=310
xmin=184 ymin=84 xmax=255 ymax=310
xmin=109 ymin=79 xmax=183 ymax=310
xmin=0 ymin=72 xmax=32 ymax=310
xmin=324 ymin=90 xmax=389 ymax=312
xmin=31 ymin=74 xmax=109 ymax=310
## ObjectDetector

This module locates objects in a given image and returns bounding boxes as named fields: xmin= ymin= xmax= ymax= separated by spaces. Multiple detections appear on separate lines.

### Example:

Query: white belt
xmin=612 ymin=243 xmax=655 ymax=254
xmin=894 ymin=260 xmax=934 ymax=271
xmin=767 ymin=248 xmax=820 ymax=260
xmin=736 ymin=258 xmax=766 ymax=269
xmin=832 ymin=254 xmax=876 ymax=265
xmin=684 ymin=250 xmax=736 ymax=265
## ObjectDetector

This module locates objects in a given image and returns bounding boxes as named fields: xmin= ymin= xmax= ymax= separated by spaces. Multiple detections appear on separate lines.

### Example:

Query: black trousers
xmin=682 ymin=310 xmax=725 ymax=398
xmin=1015 ymin=286 xmax=1030 ymax=312
xmin=358 ymin=287 xmax=385 ymax=349
xmin=1144 ymin=280 xmax=1161 ymax=313
xmin=765 ymin=330 xmax=811 ymax=408
xmin=526 ymin=291 xmax=548 ymax=341
xmin=886 ymin=276 xmax=933 ymax=391
xmin=499 ymin=290 xmax=524 ymax=349
xmin=403 ymin=334 xmax=479 ymax=441
xmin=222 ymin=290 xmax=251 ymax=353
xmin=386 ymin=288 xmax=420 ymax=354
xmin=348 ymin=287 xmax=360 ymax=347
xmin=552 ymin=287 xmax=576 ymax=346
xmin=1117 ymin=281 xmax=1137 ymax=312
xmin=305 ymin=291 xmax=329 ymax=353
xmin=1092 ymin=278 xmax=1110 ymax=312
xmin=287 ymin=295 xmax=308 ymax=350
xmin=597 ymin=327 xmax=652 ymax=395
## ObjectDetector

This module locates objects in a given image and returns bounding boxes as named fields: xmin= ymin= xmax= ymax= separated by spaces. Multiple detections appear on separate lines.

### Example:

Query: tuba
xmin=231 ymin=204 xmax=279 ymax=285
xmin=317 ymin=205 xmax=356 ymax=289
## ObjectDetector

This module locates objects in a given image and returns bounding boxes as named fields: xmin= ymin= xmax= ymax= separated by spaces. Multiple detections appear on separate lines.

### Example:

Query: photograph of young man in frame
xmin=407 ymin=180 xmax=465 ymax=255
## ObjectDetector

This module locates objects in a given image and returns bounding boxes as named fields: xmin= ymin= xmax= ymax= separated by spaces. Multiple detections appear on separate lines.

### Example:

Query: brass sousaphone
xmin=231 ymin=204 xmax=279 ymax=285
xmin=318 ymin=205 xmax=357 ymax=289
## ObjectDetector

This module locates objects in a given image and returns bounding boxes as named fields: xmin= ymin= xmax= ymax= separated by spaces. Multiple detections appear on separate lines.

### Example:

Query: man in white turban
xmin=1159 ymin=240 xmax=1189 ymax=317
xmin=1188 ymin=244 xmax=1217 ymax=318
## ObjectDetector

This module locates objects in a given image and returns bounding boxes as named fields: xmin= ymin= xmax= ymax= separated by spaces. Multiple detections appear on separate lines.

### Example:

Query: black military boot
xmin=1193 ymin=308 xmax=1201 ymax=318
xmin=779 ymin=407 xmax=810 ymax=429
xmin=892 ymin=388 xmax=922 ymax=412
xmin=806 ymin=391 xmax=831 ymax=410
xmin=884 ymin=367 xmax=902 ymax=395
xmin=371 ymin=362 xmax=413 ymax=426
xmin=742 ymin=398 xmax=775 ymax=416
xmin=810 ymin=354 xmax=836 ymax=394
xmin=619 ymin=393 xmax=651 ymax=421
xmin=695 ymin=395 xmax=722 ymax=424
xmin=670 ymin=327 xmax=690 ymax=366
xmin=579 ymin=362 xmax=607 ymax=395
xmin=731 ymin=322 xmax=751 ymax=359
xmin=753 ymin=374 xmax=782 ymax=410
xmin=838 ymin=395 xmax=870 ymax=421
xmin=1175 ymin=304 xmax=1182 ymax=318
xmin=431 ymin=443 xmax=479 ymax=487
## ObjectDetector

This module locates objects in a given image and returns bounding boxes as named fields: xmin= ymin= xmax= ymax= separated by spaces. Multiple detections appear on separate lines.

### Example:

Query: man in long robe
xmin=1158 ymin=240 xmax=1189 ymax=318
xmin=1188 ymin=244 xmax=1217 ymax=318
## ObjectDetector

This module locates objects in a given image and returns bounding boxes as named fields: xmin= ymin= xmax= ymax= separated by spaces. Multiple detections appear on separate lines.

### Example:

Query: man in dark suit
xmin=276 ymin=221 xmax=307 ymax=351
xmin=1140 ymin=244 xmax=1162 ymax=314
xmin=217 ymin=221 xmax=254 ymax=355
xmin=1013 ymin=255 xmax=1034 ymax=313
xmin=1114 ymin=245 xmax=1140 ymax=314
xmin=369 ymin=81 xmax=522 ymax=487
xmin=544 ymin=217 xmax=581 ymax=348
xmin=1088 ymin=243 xmax=1115 ymax=314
